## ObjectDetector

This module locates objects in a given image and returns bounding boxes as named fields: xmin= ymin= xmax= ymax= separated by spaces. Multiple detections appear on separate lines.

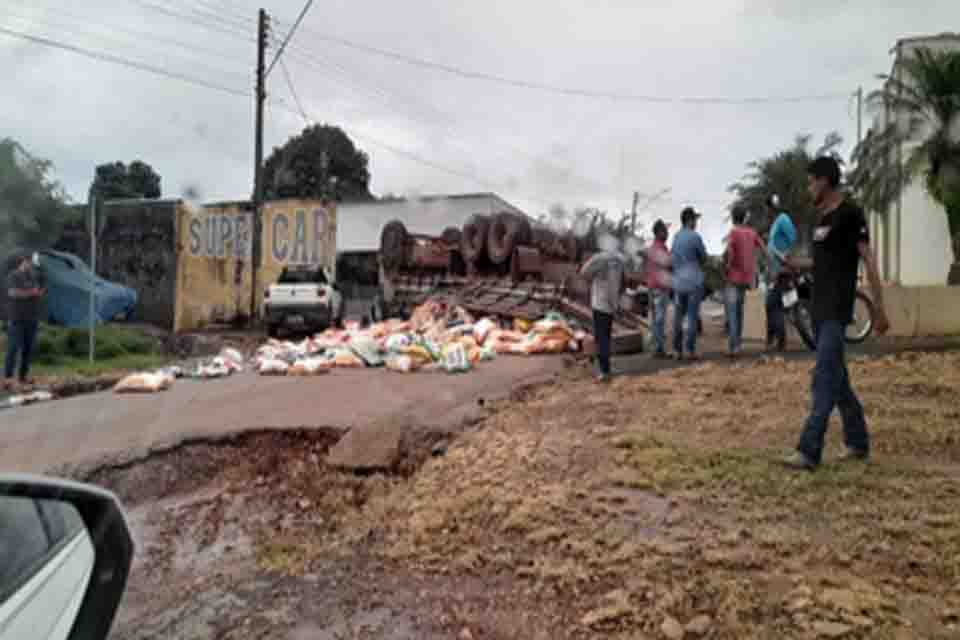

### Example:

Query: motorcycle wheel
xmin=845 ymin=292 xmax=875 ymax=344
xmin=791 ymin=301 xmax=817 ymax=351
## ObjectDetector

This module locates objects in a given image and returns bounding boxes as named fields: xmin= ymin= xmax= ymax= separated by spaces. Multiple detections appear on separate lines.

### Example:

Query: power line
xmin=0 ymin=5 xmax=251 ymax=84
xmin=279 ymin=57 xmax=311 ymax=126
xmin=268 ymin=17 xmax=850 ymax=105
xmin=0 ymin=25 xmax=252 ymax=99
xmin=265 ymin=0 xmax=315 ymax=78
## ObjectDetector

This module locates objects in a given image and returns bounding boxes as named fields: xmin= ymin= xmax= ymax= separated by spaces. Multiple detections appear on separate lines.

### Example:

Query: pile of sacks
xmin=112 ymin=347 xmax=247 ymax=394
xmin=250 ymin=301 xmax=585 ymax=377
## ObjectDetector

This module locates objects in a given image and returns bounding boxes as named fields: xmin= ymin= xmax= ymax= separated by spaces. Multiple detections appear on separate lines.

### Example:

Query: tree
xmin=0 ymin=138 xmax=72 ymax=254
xmin=92 ymin=160 xmax=162 ymax=199
xmin=728 ymin=132 xmax=844 ymax=247
xmin=849 ymin=46 xmax=960 ymax=244
xmin=263 ymin=124 xmax=373 ymax=202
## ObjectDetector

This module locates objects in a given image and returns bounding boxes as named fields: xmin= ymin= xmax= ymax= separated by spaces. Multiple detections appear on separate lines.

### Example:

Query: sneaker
xmin=686 ymin=353 xmax=701 ymax=362
xmin=837 ymin=447 xmax=869 ymax=463
xmin=782 ymin=451 xmax=816 ymax=471
xmin=594 ymin=374 xmax=611 ymax=384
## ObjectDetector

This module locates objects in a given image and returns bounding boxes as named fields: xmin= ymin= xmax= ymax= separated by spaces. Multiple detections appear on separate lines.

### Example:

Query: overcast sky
xmin=1 ymin=0 xmax=956 ymax=250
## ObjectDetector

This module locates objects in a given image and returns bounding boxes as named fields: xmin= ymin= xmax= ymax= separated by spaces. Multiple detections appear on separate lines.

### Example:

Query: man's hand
xmin=785 ymin=256 xmax=813 ymax=271
xmin=874 ymin=308 xmax=890 ymax=336
xmin=858 ymin=241 xmax=889 ymax=336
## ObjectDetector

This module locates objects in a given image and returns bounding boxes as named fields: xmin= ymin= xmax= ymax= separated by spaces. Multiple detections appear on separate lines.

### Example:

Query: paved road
xmin=0 ymin=356 xmax=566 ymax=474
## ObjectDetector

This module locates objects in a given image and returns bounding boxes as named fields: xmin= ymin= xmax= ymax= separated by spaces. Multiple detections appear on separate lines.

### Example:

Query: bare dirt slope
xmin=100 ymin=351 xmax=960 ymax=639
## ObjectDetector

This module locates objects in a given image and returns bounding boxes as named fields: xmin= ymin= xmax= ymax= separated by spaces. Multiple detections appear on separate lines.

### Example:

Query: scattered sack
xmin=385 ymin=354 xmax=418 ymax=373
xmin=385 ymin=333 xmax=412 ymax=353
xmin=349 ymin=337 xmax=384 ymax=367
xmin=443 ymin=342 xmax=470 ymax=373
xmin=258 ymin=359 xmax=290 ymax=376
xmin=219 ymin=348 xmax=245 ymax=371
xmin=324 ymin=348 xmax=366 ymax=368
xmin=289 ymin=358 xmax=331 ymax=376
xmin=473 ymin=318 xmax=497 ymax=345
xmin=114 ymin=372 xmax=174 ymax=394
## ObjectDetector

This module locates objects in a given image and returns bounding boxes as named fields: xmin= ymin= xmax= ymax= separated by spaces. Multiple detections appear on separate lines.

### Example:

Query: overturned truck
xmin=378 ymin=212 xmax=649 ymax=355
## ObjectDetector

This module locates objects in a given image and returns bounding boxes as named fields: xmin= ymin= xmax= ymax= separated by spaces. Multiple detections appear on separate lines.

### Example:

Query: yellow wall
xmin=173 ymin=199 xmax=337 ymax=332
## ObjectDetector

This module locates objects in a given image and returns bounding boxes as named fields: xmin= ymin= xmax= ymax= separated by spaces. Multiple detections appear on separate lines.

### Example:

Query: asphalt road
xmin=0 ymin=356 xmax=567 ymax=475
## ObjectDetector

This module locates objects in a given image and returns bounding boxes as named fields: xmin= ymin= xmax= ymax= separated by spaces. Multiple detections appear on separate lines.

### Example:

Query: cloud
xmin=2 ymin=0 xmax=957 ymax=252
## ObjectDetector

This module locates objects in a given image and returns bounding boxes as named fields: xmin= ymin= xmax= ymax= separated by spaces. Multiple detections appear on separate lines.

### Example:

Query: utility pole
xmin=88 ymin=185 xmax=97 ymax=363
xmin=250 ymin=8 xmax=268 ymax=325
xmin=630 ymin=191 xmax=639 ymax=234
xmin=856 ymin=86 xmax=863 ymax=145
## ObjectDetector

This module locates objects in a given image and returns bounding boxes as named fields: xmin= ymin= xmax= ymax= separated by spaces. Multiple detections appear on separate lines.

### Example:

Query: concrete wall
xmin=173 ymin=199 xmax=337 ymax=332
xmin=56 ymin=200 xmax=180 ymax=329
xmin=743 ymin=284 xmax=960 ymax=339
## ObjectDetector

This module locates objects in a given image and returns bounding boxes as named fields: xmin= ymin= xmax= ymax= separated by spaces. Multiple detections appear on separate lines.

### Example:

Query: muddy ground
xmin=93 ymin=350 xmax=960 ymax=640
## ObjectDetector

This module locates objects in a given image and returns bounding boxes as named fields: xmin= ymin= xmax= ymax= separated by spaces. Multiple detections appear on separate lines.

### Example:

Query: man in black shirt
xmin=4 ymin=253 xmax=45 ymax=389
xmin=783 ymin=157 xmax=890 ymax=470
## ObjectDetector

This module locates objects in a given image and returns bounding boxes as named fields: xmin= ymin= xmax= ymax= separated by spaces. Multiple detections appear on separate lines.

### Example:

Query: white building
xmin=337 ymin=192 xmax=525 ymax=253
xmin=868 ymin=33 xmax=959 ymax=286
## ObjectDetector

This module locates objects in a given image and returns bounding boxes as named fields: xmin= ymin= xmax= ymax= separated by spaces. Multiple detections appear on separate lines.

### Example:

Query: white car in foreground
xmin=0 ymin=474 xmax=133 ymax=640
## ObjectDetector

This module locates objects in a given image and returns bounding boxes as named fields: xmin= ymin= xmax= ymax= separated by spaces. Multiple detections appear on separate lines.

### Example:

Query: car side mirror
xmin=0 ymin=474 xmax=134 ymax=640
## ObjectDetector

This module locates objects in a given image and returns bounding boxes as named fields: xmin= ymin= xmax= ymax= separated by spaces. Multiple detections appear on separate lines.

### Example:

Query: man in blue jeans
xmin=764 ymin=195 xmax=797 ymax=351
xmin=4 ymin=252 xmax=45 ymax=390
xmin=670 ymin=207 xmax=707 ymax=360
xmin=783 ymin=157 xmax=889 ymax=471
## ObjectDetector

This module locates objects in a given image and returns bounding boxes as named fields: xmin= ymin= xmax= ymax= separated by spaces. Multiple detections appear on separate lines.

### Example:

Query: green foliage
xmin=0 ymin=138 xmax=72 ymax=254
xmin=14 ymin=325 xmax=159 ymax=365
xmin=263 ymin=124 xmax=373 ymax=202
xmin=92 ymin=160 xmax=162 ymax=200
xmin=727 ymin=132 xmax=844 ymax=243
xmin=852 ymin=47 xmax=960 ymax=214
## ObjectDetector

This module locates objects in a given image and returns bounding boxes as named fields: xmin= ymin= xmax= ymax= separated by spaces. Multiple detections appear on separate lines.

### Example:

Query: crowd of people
xmin=580 ymin=156 xmax=890 ymax=471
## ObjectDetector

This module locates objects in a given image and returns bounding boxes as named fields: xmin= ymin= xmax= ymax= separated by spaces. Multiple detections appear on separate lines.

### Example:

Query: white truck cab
xmin=263 ymin=265 xmax=344 ymax=337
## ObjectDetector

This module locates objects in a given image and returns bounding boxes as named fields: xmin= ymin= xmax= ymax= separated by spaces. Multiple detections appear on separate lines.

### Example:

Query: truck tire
xmin=460 ymin=214 xmax=491 ymax=264
xmin=266 ymin=323 xmax=280 ymax=339
xmin=380 ymin=220 xmax=409 ymax=271
xmin=487 ymin=212 xmax=532 ymax=265
xmin=441 ymin=226 xmax=462 ymax=247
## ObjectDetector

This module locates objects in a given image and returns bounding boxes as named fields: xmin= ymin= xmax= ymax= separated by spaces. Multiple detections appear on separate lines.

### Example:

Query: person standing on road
xmin=783 ymin=157 xmax=889 ymax=471
xmin=670 ymin=207 xmax=707 ymax=360
xmin=723 ymin=205 xmax=763 ymax=357
xmin=643 ymin=219 xmax=672 ymax=358
xmin=580 ymin=245 xmax=626 ymax=383
xmin=4 ymin=252 xmax=45 ymax=390
xmin=764 ymin=195 xmax=797 ymax=351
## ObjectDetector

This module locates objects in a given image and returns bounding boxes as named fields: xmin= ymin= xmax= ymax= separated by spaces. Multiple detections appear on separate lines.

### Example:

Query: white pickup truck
xmin=263 ymin=265 xmax=344 ymax=337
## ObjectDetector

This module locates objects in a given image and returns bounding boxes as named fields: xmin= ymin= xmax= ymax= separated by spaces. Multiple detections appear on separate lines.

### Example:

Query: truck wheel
xmin=266 ymin=323 xmax=279 ymax=339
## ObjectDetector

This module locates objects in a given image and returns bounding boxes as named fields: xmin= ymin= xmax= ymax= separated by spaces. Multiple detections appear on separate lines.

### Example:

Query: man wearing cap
xmin=782 ymin=156 xmax=889 ymax=471
xmin=4 ymin=252 xmax=45 ymax=389
xmin=643 ymin=219 xmax=672 ymax=358
xmin=670 ymin=207 xmax=707 ymax=360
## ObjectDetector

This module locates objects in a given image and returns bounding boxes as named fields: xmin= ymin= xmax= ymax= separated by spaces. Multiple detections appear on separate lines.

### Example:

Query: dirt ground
xmin=96 ymin=349 xmax=960 ymax=639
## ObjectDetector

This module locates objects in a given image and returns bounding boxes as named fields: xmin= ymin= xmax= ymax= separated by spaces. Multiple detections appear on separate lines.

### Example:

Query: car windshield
xmin=278 ymin=268 xmax=326 ymax=285
xmin=3 ymin=3 xmax=960 ymax=639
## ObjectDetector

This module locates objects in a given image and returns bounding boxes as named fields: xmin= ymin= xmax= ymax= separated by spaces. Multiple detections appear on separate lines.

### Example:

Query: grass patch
xmin=1 ymin=324 xmax=165 ymax=376
xmin=30 ymin=353 xmax=168 ymax=377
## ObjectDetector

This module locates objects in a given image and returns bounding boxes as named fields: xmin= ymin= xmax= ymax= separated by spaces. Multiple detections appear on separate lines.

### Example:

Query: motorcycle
xmin=779 ymin=270 xmax=875 ymax=351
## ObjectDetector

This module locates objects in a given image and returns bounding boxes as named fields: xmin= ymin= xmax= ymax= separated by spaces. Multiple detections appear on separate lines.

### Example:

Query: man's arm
xmin=858 ymin=241 xmax=890 ymax=335
xmin=579 ymin=253 xmax=602 ymax=279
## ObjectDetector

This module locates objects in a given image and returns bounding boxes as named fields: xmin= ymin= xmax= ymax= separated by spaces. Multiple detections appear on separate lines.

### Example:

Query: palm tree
xmin=850 ymin=46 xmax=960 ymax=240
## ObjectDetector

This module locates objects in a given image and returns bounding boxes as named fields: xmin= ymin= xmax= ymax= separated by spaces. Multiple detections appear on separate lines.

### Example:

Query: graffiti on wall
xmin=188 ymin=211 xmax=253 ymax=259
xmin=187 ymin=207 xmax=332 ymax=265
xmin=267 ymin=208 xmax=331 ymax=264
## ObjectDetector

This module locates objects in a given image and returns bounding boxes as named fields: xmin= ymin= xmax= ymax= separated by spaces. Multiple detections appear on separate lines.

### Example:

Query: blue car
xmin=2 ymin=249 xmax=138 ymax=328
